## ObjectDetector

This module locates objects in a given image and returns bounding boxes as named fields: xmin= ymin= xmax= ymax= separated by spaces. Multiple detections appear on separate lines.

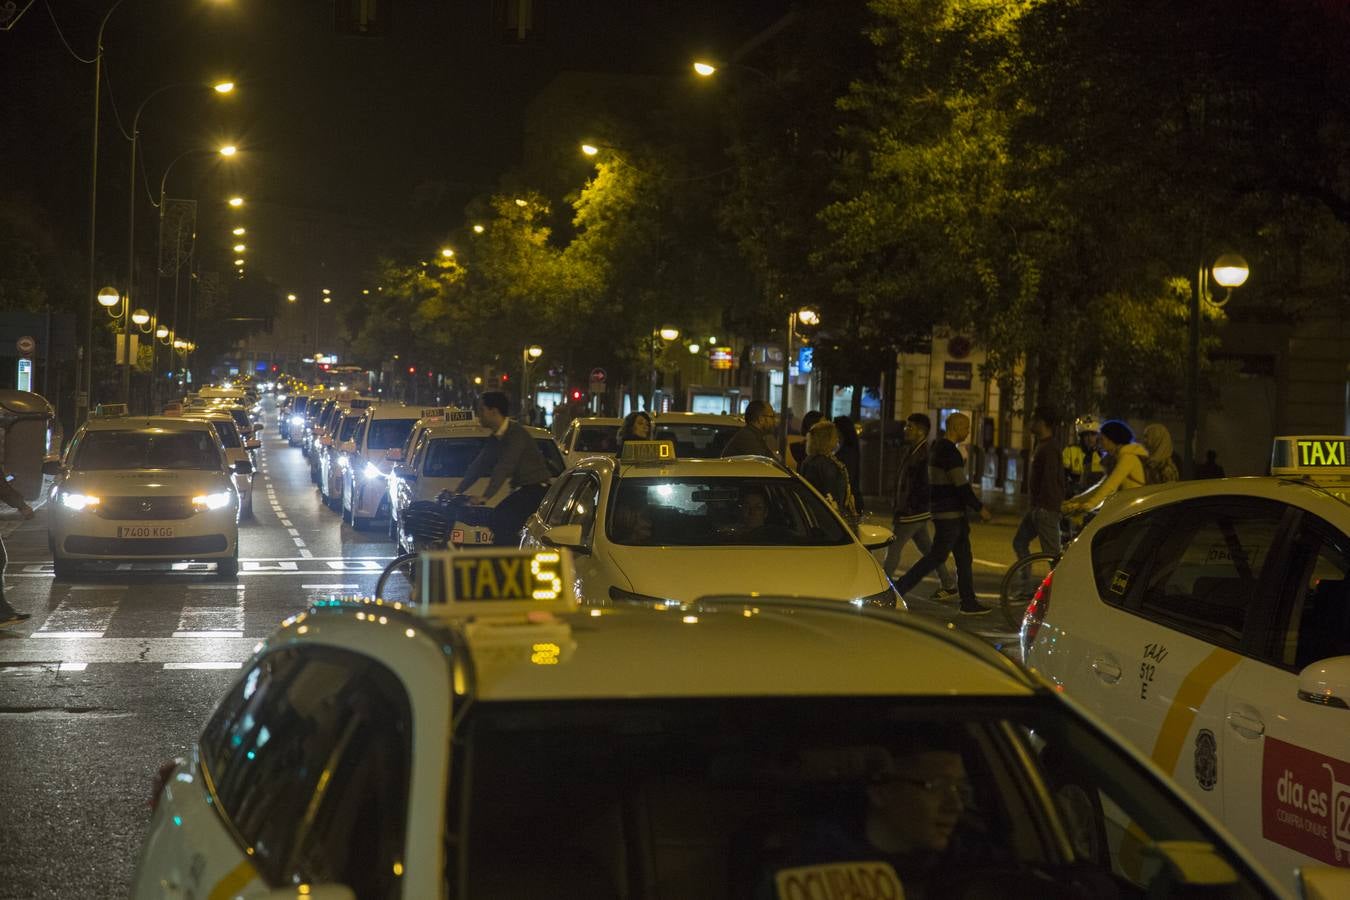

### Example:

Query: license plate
xmin=451 ymin=527 xmax=494 ymax=545
xmin=117 ymin=525 xmax=174 ymax=538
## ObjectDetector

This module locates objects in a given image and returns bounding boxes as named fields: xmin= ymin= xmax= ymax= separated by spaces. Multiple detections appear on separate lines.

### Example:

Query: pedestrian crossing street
xmin=0 ymin=573 xmax=377 ymax=674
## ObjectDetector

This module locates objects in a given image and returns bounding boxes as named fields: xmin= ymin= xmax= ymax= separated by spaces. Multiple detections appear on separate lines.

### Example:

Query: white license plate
xmin=451 ymin=527 xmax=494 ymax=545
xmin=117 ymin=525 xmax=175 ymax=538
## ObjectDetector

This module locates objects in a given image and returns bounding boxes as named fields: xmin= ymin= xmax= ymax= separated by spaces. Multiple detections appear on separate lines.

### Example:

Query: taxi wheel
xmin=217 ymin=555 xmax=239 ymax=579
xmin=52 ymin=556 xmax=76 ymax=579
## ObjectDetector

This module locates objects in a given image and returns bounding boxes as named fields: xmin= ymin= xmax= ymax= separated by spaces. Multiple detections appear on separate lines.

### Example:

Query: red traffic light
xmin=500 ymin=373 xmax=509 ymax=382
xmin=408 ymin=366 xmax=416 ymax=375
xmin=570 ymin=389 xmax=582 ymax=401
xmin=271 ymin=364 xmax=279 ymax=372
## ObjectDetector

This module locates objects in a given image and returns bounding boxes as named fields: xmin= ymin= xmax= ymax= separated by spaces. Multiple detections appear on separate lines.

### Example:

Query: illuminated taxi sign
xmin=348 ymin=398 xmax=374 ymax=410
xmin=444 ymin=408 xmax=476 ymax=424
xmin=93 ymin=403 xmax=129 ymax=418
xmin=1271 ymin=436 xmax=1350 ymax=473
xmin=420 ymin=406 xmax=446 ymax=420
xmin=419 ymin=547 xmax=576 ymax=616
xmin=620 ymin=440 xmax=676 ymax=464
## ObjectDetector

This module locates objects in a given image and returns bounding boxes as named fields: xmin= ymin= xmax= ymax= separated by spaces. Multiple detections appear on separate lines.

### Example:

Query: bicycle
xmin=375 ymin=492 xmax=478 ymax=602
xmin=998 ymin=513 xmax=1084 ymax=631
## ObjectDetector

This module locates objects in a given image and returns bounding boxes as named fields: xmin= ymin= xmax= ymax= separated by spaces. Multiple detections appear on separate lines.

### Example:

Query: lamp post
xmin=124 ymin=82 xmax=234 ymax=408
xmin=649 ymin=327 xmax=680 ymax=412
xmin=96 ymin=286 xmax=125 ymax=395
xmin=781 ymin=307 xmax=820 ymax=455
xmin=521 ymin=345 xmax=543 ymax=420
xmin=1184 ymin=253 xmax=1249 ymax=479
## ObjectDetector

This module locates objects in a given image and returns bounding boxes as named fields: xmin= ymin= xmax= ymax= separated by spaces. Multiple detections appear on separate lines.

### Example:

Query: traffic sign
xmin=589 ymin=367 xmax=606 ymax=383
xmin=15 ymin=335 xmax=35 ymax=357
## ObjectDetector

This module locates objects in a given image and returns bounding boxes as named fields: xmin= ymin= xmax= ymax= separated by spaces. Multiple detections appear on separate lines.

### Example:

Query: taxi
xmin=389 ymin=413 xmax=564 ymax=552
xmin=49 ymin=409 xmax=248 ymax=578
xmin=338 ymin=402 xmax=421 ymax=530
xmin=521 ymin=440 xmax=900 ymax=606
xmin=385 ymin=407 xmax=452 ymax=540
xmin=558 ymin=415 xmax=622 ymax=467
xmin=317 ymin=404 xmax=370 ymax=509
xmin=133 ymin=546 xmax=1304 ymax=899
xmin=283 ymin=388 xmax=320 ymax=445
xmin=1023 ymin=435 xmax=1350 ymax=895
xmin=184 ymin=410 xmax=258 ymax=519
xmin=653 ymin=411 xmax=745 ymax=458
xmin=310 ymin=396 xmax=372 ymax=485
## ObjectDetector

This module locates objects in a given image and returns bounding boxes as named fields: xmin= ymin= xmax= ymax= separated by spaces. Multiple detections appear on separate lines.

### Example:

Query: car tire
xmin=52 ymin=556 xmax=76 ymax=579
xmin=217 ymin=554 xmax=239 ymax=579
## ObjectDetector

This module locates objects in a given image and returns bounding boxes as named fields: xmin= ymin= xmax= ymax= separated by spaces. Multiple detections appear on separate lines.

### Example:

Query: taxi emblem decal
xmin=1110 ymin=570 xmax=1130 ymax=594
xmin=1195 ymin=728 xmax=1218 ymax=791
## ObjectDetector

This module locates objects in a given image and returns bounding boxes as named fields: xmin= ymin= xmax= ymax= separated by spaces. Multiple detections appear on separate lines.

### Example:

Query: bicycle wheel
xmin=1000 ymin=553 xmax=1058 ymax=632
xmin=375 ymin=552 xmax=420 ymax=603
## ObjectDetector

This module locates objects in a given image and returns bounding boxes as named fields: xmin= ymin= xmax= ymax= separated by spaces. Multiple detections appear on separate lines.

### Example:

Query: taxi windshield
xmin=451 ymin=697 xmax=1267 ymax=899
xmin=367 ymin=418 xmax=415 ymax=450
xmin=74 ymin=429 xmax=223 ymax=470
xmin=423 ymin=437 xmax=564 ymax=478
xmin=651 ymin=421 xmax=741 ymax=458
xmin=576 ymin=425 xmax=619 ymax=453
xmin=608 ymin=476 xmax=851 ymax=546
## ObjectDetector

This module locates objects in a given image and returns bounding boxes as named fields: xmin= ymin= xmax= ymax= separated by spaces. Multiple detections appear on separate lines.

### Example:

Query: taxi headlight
xmin=192 ymin=491 xmax=233 ymax=512
xmin=290 ymin=415 xmax=305 ymax=426
xmin=337 ymin=454 xmax=349 ymax=470
xmin=59 ymin=491 xmax=101 ymax=511
xmin=362 ymin=461 xmax=385 ymax=481
xmin=856 ymin=585 xmax=904 ymax=609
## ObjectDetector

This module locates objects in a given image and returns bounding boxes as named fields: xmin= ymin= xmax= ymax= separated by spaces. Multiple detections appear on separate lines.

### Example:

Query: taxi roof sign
xmin=419 ymin=547 xmax=576 ymax=616
xmin=620 ymin=439 xmax=676 ymax=464
xmin=444 ymin=408 xmax=476 ymax=425
xmin=1271 ymin=436 xmax=1350 ymax=474
xmin=93 ymin=402 xmax=129 ymax=418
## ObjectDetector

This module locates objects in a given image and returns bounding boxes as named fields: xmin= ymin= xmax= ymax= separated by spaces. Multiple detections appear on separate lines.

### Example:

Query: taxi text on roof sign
xmin=418 ymin=547 xmax=576 ymax=616
xmin=620 ymin=440 xmax=676 ymax=464
xmin=444 ymin=408 xmax=476 ymax=424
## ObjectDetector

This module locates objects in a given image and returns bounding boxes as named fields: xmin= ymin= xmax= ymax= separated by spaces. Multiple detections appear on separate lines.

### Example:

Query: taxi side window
xmin=199 ymin=646 xmax=412 ymax=898
xmin=1136 ymin=499 xmax=1285 ymax=647
xmin=1090 ymin=512 xmax=1159 ymax=606
xmin=544 ymin=474 xmax=588 ymax=527
xmin=1271 ymin=516 xmax=1350 ymax=671
xmin=567 ymin=474 xmax=601 ymax=532
xmin=352 ymin=417 xmax=369 ymax=451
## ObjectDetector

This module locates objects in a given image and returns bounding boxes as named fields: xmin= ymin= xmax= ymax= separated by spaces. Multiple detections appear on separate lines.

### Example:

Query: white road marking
xmin=292 ymin=537 xmax=306 ymax=547
xmin=57 ymin=662 xmax=88 ymax=672
xmin=279 ymin=518 xmax=293 ymax=527
xmin=36 ymin=593 xmax=118 ymax=638
xmin=301 ymin=584 xmax=359 ymax=589
xmin=299 ymin=548 xmax=314 ymax=558
xmin=163 ymin=662 xmax=243 ymax=670
xmin=286 ymin=527 xmax=300 ymax=536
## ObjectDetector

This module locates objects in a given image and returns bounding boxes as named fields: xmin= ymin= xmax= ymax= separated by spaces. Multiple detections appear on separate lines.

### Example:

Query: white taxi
xmin=389 ymin=414 xmax=564 ymax=551
xmin=338 ymin=402 xmax=420 ymax=530
xmin=184 ymin=411 xmax=257 ymax=519
xmin=1023 ymin=435 xmax=1350 ymax=895
xmin=50 ymin=412 xmax=248 ymax=578
xmin=385 ymin=407 xmax=452 ymax=540
xmin=653 ymin=411 xmax=745 ymax=458
xmin=522 ymin=440 xmax=900 ymax=606
xmin=133 ymin=546 xmax=1304 ymax=899
xmin=558 ymin=415 xmax=622 ymax=467
xmin=317 ymin=405 xmax=368 ymax=509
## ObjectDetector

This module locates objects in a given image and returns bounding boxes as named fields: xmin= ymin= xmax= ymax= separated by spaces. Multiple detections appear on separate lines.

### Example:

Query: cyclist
xmin=1062 ymin=419 xmax=1146 ymax=515
xmin=460 ymin=391 xmax=554 ymax=547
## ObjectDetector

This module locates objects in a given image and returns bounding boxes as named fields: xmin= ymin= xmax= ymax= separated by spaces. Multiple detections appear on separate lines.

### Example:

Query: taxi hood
xmin=66 ymin=469 xmax=231 ymax=495
xmin=605 ymin=543 xmax=890 ymax=604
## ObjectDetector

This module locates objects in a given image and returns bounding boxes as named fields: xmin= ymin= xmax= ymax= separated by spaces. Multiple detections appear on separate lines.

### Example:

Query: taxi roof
xmin=578 ymin=452 xmax=791 ymax=480
xmin=572 ymin=416 xmax=623 ymax=427
xmin=654 ymin=411 xmax=744 ymax=426
xmin=359 ymin=402 xmax=421 ymax=419
xmin=82 ymin=415 xmax=215 ymax=433
xmin=301 ymin=597 xmax=1034 ymax=702
xmin=423 ymin=420 xmax=555 ymax=440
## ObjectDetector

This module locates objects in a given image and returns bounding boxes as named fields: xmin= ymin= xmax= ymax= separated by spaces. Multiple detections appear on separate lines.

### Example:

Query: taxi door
xmin=525 ymin=470 xmax=606 ymax=591
xmin=1221 ymin=503 xmax=1350 ymax=888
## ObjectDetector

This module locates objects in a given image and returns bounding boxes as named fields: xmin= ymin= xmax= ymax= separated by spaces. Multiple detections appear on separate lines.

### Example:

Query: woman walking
xmin=800 ymin=420 xmax=859 ymax=528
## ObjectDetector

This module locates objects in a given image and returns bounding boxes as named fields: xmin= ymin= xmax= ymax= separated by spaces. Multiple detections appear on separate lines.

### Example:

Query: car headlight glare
xmin=337 ymin=454 xmax=349 ymax=469
xmin=363 ymin=461 xmax=385 ymax=481
xmin=192 ymin=491 xmax=233 ymax=512
xmin=290 ymin=415 xmax=305 ymax=426
xmin=59 ymin=491 xmax=101 ymax=511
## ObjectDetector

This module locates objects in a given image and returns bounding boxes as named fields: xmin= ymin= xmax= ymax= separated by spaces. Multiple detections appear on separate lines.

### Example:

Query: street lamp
xmin=692 ymin=61 xmax=717 ymax=77
xmin=649 ymin=327 xmax=680 ymax=412
xmin=522 ymin=345 xmax=543 ymax=419
xmin=472 ymin=224 xmax=485 ymax=234
xmin=228 ymin=196 xmax=244 ymax=208
xmin=782 ymin=307 xmax=820 ymax=455
xmin=1184 ymin=253 xmax=1250 ymax=478
xmin=440 ymin=247 xmax=455 ymax=258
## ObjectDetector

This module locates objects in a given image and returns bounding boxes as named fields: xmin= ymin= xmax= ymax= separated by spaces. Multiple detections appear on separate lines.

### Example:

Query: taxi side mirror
xmin=234 ymin=460 xmax=254 ymax=476
xmin=392 ymin=465 xmax=415 ymax=481
xmin=244 ymin=439 xmax=261 ymax=450
xmin=42 ymin=460 xmax=62 ymax=476
xmin=1297 ymin=656 xmax=1350 ymax=709
xmin=856 ymin=523 xmax=894 ymax=551
xmin=543 ymin=523 xmax=588 ymax=553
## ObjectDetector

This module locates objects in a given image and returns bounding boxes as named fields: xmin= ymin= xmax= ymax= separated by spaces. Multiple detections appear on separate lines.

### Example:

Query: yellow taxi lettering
xmin=474 ymin=558 xmax=502 ymax=598
xmin=531 ymin=552 xmax=562 ymax=600
xmin=451 ymin=558 xmax=479 ymax=598
xmin=497 ymin=556 xmax=526 ymax=597
xmin=1297 ymin=439 xmax=1347 ymax=467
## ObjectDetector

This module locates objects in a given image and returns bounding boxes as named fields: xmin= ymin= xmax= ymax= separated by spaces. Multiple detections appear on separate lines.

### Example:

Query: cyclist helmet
xmin=1073 ymin=415 xmax=1100 ymax=434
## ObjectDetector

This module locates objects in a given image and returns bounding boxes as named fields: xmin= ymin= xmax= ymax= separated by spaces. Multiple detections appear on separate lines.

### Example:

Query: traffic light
xmin=500 ymin=373 xmax=509 ymax=383
xmin=570 ymin=389 xmax=582 ymax=401
xmin=408 ymin=366 xmax=416 ymax=375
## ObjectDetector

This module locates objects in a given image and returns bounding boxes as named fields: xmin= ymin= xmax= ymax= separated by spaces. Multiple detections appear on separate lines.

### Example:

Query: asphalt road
xmin=0 ymin=402 xmax=1023 ymax=898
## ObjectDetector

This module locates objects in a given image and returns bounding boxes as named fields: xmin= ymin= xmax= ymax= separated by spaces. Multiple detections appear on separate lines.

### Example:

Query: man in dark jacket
xmin=882 ymin=413 xmax=956 ymax=599
xmin=0 ymin=463 xmax=35 ymax=627
xmin=892 ymin=413 xmax=991 ymax=615
xmin=1013 ymin=406 xmax=1064 ymax=560
xmin=461 ymin=391 xmax=555 ymax=546
xmin=720 ymin=400 xmax=781 ymax=461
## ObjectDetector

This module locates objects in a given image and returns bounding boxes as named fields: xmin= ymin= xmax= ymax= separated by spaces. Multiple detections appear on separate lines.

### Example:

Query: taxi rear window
xmin=337 ymin=415 xmax=361 ymax=442
xmin=576 ymin=425 xmax=619 ymax=453
xmin=608 ymin=477 xmax=850 ymax=546
xmin=651 ymin=422 xmax=740 ymax=458
xmin=75 ymin=430 xmax=222 ymax=470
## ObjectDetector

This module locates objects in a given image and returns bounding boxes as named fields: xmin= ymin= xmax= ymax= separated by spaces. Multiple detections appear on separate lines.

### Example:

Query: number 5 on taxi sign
xmin=418 ymin=547 xmax=577 ymax=616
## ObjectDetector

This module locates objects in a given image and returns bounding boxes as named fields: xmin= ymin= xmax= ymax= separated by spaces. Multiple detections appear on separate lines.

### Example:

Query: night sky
xmin=2 ymin=0 xmax=791 ymax=296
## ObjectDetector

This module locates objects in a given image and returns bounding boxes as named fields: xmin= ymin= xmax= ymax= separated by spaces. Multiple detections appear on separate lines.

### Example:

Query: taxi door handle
xmin=1091 ymin=659 xmax=1122 ymax=684
xmin=1227 ymin=712 xmax=1265 ymax=738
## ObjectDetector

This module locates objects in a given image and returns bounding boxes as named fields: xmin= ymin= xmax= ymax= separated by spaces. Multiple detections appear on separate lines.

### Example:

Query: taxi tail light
xmin=1020 ymin=569 xmax=1054 ymax=647
xmin=149 ymin=758 xmax=179 ymax=813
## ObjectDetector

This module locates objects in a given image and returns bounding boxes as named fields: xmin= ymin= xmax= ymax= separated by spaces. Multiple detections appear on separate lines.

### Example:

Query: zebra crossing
xmin=0 ymin=578 xmax=372 ymax=674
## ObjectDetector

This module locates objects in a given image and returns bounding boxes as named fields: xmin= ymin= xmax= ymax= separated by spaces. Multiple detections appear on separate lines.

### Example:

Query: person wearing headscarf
xmin=1141 ymin=423 xmax=1180 ymax=484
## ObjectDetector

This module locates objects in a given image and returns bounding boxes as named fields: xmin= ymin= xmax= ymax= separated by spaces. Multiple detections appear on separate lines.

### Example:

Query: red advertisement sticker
xmin=1262 ymin=737 xmax=1350 ymax=866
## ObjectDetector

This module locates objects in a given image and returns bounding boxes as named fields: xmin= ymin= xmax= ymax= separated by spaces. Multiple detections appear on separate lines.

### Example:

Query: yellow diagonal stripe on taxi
xmin=208 ymin=858 xmax=257 ymax=900
xmin=1149 ymin=647 xmax=1242 ymax=776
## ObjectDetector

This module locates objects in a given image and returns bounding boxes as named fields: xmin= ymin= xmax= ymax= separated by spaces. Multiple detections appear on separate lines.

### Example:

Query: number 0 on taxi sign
xmin=418 ymin=547 xmax=577 ymax=616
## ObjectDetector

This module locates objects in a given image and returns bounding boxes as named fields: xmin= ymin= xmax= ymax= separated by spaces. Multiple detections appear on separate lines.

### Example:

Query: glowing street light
xmin=321 ymin=288 xmax=331 ymax=295
xmin=233 ymin=243 xmax=246 ymax=253
xmin=440 ymin=247 xmax=455 ymax=258
xmin=232 ymin=226 xmax=245 ymax=236
xmin=234 ymin=258 xmax=244 ymax=266
xmin=472 ymin=224 xmax=484 ymax=234
xmin=692 ymin=61 xmax=717 ymax=77
xmin=514 ymin=198 xmax=528 ymax=207
xmin=286 ymin=293 xmax=297 ymax=302
xmin=131 ymin=308 xmax=150 ymax=326
xmin=97 ymin=286 xmax=121 ymax=308
xmin=580 ymin=143 xmax=599 ymax=156
xmin=155 ymin=324 xmax=170 ymax=340
xmin=213 ymin=81 xmax=235 ymax=94
xmin=658 ymin=326 xmax=681 ymax=342
xmin=322 ymin=296 xmax=332 ymax=304
xmin=218 ymin=144 xmax=237 ymax=157
xmin=228 ymin=196 xmax=244 ymax=208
